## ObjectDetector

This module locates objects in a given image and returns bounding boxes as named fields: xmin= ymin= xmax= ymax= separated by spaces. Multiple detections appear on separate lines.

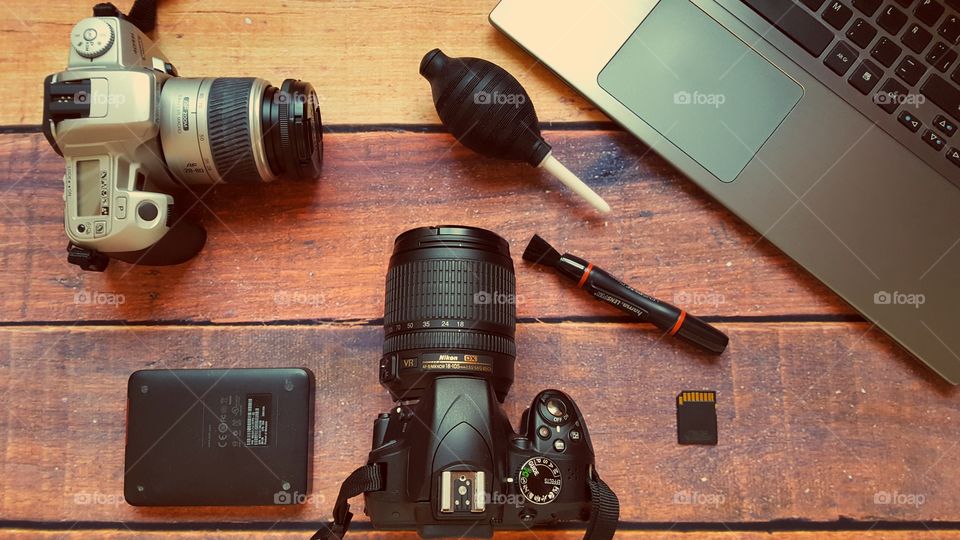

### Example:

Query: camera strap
xmin=585 ymin=472 xmax=620 ymax=540
xmin=126 ymin=0 xmax=158 ymax=32
xmin=311 ymin=463 xmax=384 ymax=540
xmin=312 ymin=464 xmax=619 ymax=540
xmin=92 ymin=1 xmax=158 ymax=32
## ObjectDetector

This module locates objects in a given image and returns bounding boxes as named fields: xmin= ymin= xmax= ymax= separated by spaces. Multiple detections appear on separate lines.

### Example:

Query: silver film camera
xmin=43 ymin=3 xmax=323 ymax=271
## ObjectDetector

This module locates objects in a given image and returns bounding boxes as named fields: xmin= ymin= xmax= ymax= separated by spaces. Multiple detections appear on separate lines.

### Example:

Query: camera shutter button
xmin=545 ymin=398 xmax=566 ymax=418
xmin=71 ymin=19 xmax=115 ymax=59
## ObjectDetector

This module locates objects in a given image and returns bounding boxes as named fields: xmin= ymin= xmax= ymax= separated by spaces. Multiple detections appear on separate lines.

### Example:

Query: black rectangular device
xmin=676 ymin=390 xmax=718 ymax=446
xmin=124 ymin=368 xmax=315 ymax=506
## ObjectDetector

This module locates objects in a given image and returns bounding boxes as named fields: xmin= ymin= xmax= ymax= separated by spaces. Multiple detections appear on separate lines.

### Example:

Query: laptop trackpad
xmin=598 ymin=0 xmax=802 ymax=182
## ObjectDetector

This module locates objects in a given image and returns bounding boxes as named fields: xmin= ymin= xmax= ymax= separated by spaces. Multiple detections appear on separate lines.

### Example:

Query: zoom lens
xmin=381 ymin=226 xmax=517 ymax=402
xmin=159 ymin=77 xmax=323 ymax=185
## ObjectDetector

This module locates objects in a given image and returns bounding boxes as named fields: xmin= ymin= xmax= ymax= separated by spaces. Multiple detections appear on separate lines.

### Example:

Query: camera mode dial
xmin=71 ymin=19 xmax=114 ymax=59
xmin=517 ymin=456 xmax=562 ymax=505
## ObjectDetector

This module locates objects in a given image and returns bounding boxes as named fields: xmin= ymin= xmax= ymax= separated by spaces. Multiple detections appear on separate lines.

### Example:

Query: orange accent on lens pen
xmin=669 ymin=310 xmax=687 ymax=336
xmin=576 ymin=263 xmax=594 ymax=288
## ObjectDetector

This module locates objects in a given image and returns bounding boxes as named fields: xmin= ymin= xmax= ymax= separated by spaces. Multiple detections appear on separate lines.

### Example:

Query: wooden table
xmin=2 ymin=1 xmax=958 ymax=539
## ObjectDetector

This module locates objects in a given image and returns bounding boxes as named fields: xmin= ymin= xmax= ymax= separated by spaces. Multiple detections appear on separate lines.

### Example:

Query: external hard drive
xmin=124 ymin=368 xmax=314 ymax=506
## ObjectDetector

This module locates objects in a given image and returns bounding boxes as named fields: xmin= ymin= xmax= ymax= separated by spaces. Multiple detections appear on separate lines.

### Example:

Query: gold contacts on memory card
xmin=676 ymin=391 xmax=717 ymax=445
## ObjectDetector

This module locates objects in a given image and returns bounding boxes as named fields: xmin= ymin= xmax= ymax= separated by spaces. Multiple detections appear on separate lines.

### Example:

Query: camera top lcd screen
xmin=76 ymin=159 xmax=108 ymax=217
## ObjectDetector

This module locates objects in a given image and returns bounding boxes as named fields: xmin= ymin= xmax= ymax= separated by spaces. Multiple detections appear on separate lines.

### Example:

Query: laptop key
xmin=896 ymin=55 xmax=928 ymax=84
xmin=934 ymin=114 xmax=958 ymax=135
xmin=923 ymin=128 xmax=947 ymax=149
xmin=947 ymin=147 xmax=960 ymax=166
xmin=872 ymin=37 xmax=903 ymax=66
xmin=927 ymin=41 xmax=959 ymax=71
xmin=920 ymin=74 xmax=960 ymax=120
xmin=823 ymin=1 xmax=854 ymax=30
xmin=853 ymin=0 xmax=882 ymax=16
xmin=898 ymin=110 xmax=923 ymax=131
xmin=825 ymin=41 xmax=860 ymax=75
xmin=939 ymin=15 xmax=960 ymax=44
xmin=878 ymin=5 xmax=909 ymax=34
xmin=848 ymin=18 xmax=878 ymax=48
xmin=741 ymin=0 xmax=835 ymax=56
xmin=903 ymin=23 xmax=934 ymax=53
xmin=849 ymin=59 xmax=884 ymax=93
xmin=876 ymin=78 xmax=909 ymax=112
xmin=915 ymin=0 xmax=945 ymax=26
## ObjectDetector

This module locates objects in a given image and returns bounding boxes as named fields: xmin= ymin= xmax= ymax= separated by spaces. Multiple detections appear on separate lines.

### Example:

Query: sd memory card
xmin=676 ymin=391 xmax=717 ymax=445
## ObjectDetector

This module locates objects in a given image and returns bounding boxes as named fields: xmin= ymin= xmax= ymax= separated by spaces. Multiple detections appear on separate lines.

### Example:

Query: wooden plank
xmin=0 ymin=323 xmax=956 ymax=524
xmin=2 ymin=0 xmax=604 ymax=125
xmin=0 ymin=131 xmax=846 ymax=322
xmin=1 ymin=530 xmax=959 ymax=539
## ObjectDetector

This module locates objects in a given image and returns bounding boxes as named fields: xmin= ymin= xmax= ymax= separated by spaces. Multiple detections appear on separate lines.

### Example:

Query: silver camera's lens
xmin=159 ymin=77 xmax=322 ymax=185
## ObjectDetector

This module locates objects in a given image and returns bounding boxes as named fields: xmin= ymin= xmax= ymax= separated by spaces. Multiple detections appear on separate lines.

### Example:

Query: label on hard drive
xmin=244 ymin=394 xmax=272 ymax=447
xmin=203 ymin=393 xmax=245 ymax=450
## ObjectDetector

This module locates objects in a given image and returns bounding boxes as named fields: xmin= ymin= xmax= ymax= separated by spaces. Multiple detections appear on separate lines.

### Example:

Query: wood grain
xmin=1 ymin=531 xmax=958 ymax=540
xmin=1 ymin=0 xmax=604 ymax=125
xmin=0 ymin=131 xmax=846 ymax=323
xmin=1 ymin=323 xmax=955 ymax=524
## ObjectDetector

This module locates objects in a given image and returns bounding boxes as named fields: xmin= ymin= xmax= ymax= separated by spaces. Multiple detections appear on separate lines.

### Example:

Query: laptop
xmin=490 ymin=0 xmax=960 ymax=384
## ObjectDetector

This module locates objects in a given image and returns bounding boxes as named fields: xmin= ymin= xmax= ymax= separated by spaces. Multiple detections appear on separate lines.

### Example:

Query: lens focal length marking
xmin=384 ymin=319 xmax=507 ymax=337
xmin=409 ymin=353 xmax=493 ymax=374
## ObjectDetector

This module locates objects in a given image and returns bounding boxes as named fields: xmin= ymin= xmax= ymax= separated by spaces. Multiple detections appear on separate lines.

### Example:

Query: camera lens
xmin=159 ymin=77 xmax=323 ymax=186
xmin=382 ymin=226 xmax=517 ymax=402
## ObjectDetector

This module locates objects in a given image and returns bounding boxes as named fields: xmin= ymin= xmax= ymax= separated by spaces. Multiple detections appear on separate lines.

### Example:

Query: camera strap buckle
xmin=312 ymin=463 xmax=384 ymax=540
xmin=67 ymin=243 xmax=110 ymax=272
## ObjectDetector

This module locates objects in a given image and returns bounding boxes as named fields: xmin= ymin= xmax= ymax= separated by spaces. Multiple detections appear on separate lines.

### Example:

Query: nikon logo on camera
xmin=473 ymin=290 xmax=520 ymax=305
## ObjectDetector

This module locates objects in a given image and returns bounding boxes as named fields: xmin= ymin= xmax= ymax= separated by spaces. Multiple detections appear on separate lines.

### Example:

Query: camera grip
xmin=105 ymin=217 xmax=207 ymax=266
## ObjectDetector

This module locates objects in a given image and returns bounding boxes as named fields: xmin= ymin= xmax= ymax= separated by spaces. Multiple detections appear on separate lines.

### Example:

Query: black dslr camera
xmin=315 ymin=226 xmax=619 ymax=539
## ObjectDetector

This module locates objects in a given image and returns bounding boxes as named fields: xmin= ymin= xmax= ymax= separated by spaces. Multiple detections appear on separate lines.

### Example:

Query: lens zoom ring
xmin=207 ymin=78 xmax=260 ymax=183
xmin=384 ymin=259 xmax=516 ymax=328
xmin=383 ymin=330 xmax=516 ymax=357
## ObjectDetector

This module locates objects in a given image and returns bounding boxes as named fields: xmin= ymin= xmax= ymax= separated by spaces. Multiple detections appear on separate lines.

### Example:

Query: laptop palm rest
xmin=598 ymin=0 xmax=802 ymax=182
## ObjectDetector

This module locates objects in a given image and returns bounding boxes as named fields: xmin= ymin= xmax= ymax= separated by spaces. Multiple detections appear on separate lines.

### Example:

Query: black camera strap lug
xmin=67 ymin=243 xmax=109 ymax=272
xmin=312 ymin=463 xmax=384 ymax=540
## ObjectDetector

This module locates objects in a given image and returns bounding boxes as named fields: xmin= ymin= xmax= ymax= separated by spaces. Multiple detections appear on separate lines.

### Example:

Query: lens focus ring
xmin=383 ymin=330 xmax=516 ymax=358
xmin=207 ymin=78 xmax=262 ymax=184
xmin=384 ymin=258 xmax=516 ymax=339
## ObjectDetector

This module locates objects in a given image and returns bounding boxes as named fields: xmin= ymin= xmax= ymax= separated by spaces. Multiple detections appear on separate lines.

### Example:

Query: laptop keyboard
xmin=740 ymin=0 xmax=960 ymax=175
